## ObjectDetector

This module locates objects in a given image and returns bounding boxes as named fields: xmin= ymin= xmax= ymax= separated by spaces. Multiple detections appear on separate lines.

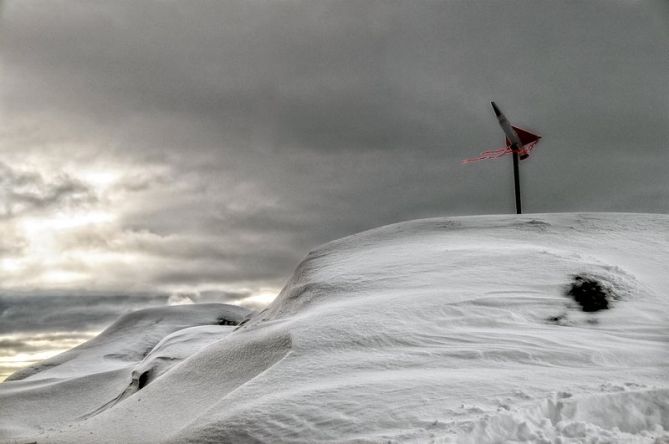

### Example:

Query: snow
xmin=1 ymin=213 xmax=668 ymax=443
xmin=0 ymin=304 xmax=251 ymax=439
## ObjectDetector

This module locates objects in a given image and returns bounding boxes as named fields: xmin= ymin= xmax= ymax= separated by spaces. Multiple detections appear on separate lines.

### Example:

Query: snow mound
xmin=1 ymin=213 xmax=668 ymax=443
xmin=6 ymin=303 xmax=250 ymax=383
xmin=0 ymin=304 xmax=251 ymax=439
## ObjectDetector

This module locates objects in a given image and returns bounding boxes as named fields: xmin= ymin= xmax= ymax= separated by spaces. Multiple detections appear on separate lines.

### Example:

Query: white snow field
xmin=1 ymin=213 xmax=668 ymax=443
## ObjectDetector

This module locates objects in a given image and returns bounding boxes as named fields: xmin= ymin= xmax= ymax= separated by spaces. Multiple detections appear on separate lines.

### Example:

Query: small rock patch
xmin=566 ymin=275 xmax=612 ymax=312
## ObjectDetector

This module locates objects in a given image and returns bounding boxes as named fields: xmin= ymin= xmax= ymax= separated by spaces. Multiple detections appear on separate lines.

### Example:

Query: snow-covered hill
xmin=1 ymin=213 xmax=668 ymax=443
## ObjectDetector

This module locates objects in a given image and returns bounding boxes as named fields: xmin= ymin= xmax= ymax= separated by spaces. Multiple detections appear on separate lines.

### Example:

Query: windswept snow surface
xmin=0 ymin=304 xmax=251 ymax=440
xmin=1 ymin=213 xmax=668 ymax=443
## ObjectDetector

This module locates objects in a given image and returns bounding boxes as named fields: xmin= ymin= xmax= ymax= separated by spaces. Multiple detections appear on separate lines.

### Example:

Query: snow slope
xmin=1 ymin=213 xmax=668 ymax=443
xmin=0 ymin=304 xmax=251 ymax=440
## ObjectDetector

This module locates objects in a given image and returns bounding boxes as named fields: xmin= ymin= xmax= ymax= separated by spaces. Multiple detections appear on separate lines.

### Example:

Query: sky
xmin=0 ymin=0 xmax=667 ymax=379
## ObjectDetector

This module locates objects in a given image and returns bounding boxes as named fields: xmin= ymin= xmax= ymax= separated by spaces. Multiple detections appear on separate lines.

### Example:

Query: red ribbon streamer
xmin=462 ymin=141 xmax=539 ymax=164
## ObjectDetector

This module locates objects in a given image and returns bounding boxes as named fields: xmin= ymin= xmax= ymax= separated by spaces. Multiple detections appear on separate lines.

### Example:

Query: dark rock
xmin=566 ymin=275 xmax=611 ymax=312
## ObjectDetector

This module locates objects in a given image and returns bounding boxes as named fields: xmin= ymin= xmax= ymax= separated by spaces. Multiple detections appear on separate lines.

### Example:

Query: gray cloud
xmin=0 ymin=162 xmax=96 ymax=219
xmin=0 ymin=338 xmax=44 ymax=355
xmin=0 ymin=292 xmax=166 ymax=335
xmin=0 ymin=332 xmax=94 ymax=356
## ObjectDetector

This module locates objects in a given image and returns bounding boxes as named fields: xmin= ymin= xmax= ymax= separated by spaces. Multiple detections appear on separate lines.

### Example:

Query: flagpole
xmin=512 ymin=148 xmax=521 ymax=214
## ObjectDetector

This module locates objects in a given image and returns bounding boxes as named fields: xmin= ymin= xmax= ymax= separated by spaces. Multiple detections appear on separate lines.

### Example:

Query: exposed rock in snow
xmin=1 ymin=213 xmax=667 ymax=443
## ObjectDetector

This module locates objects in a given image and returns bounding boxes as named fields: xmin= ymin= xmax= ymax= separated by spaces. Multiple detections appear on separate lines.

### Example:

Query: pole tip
xmin=491 ymin=101 xmax=501 ymax=117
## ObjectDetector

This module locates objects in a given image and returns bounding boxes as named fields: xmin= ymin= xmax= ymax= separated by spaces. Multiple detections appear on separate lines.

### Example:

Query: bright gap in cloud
xmin=5 ymin=210 xmax=119 ymax=287
xmin=19 ymin=210 xmax=116 ymax=233
xmin=77 ymin=170 xmax=122 ymax=189
xmin=239 ymin=289 xmax=278 ymax=307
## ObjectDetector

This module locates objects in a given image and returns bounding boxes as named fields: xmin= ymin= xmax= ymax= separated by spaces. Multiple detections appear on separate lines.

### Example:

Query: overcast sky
xmin=0 ymin=0 xmax=667 ymax=378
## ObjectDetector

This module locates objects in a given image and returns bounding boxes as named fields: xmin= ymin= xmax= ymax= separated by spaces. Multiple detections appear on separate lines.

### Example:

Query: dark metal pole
xmin=512 ymin=148 xmax=522 ymax=214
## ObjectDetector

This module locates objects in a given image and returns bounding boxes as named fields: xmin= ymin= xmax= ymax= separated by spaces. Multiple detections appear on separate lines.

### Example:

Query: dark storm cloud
xmin=5 ymin=2 xmax=667 ymax=208
xmin=0 ymin=1 xmax=667 ymax=304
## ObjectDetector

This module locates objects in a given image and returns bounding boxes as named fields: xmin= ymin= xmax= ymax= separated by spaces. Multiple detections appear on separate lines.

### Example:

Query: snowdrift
xmin=0 ymin=304 xmax=251 ymax=440
xmin=1 ymin=213 xmax=668 ymax=443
